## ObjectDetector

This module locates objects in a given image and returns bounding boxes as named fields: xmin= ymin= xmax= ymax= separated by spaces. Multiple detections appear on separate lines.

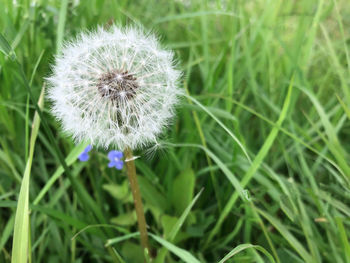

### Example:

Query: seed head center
xmin=97 ymin=69 xmax=138 ymax=102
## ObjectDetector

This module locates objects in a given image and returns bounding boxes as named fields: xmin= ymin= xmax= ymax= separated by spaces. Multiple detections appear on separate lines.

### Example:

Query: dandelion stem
xmin=124 ymin=147 xmax=151 ymax=256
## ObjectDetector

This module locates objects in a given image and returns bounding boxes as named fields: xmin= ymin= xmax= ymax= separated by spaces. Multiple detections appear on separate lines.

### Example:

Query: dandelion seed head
xmin=48 ymin=25 xmax=182 ymax=150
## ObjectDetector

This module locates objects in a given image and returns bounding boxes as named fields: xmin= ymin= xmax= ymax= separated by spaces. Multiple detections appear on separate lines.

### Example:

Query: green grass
xmin=1 ymin=0 xmax=349 ymax=262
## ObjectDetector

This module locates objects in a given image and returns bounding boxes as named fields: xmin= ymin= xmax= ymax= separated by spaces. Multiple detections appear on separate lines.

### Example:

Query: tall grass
xmin=0 ymin=0 xmax=349 ymax=262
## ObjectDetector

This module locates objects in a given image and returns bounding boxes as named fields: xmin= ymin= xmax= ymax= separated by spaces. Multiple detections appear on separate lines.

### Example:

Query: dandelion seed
xmin=78 ymin=145 xmax=92 ymax=162
xmin=107 ymin=150 xmax=124 ymax=170
xmin=47 ymin=25 xmax=182 ymax=150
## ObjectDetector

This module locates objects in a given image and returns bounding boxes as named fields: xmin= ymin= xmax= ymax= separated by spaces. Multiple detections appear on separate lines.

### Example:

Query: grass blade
xmin=186 ymin=94 xmax=251 ymax=163
xmin=156 ymin=189 xmax=204 ymax=263
xmin=32 ymin=142 xmax=88 ymax=205
xmin=206 ymin=75 xmax=294 ymax=245
xmin=56 ymin=0 xmax=69 ymax=54
xmin=218 ymin=243 xmax=276 ymax=263
xmin=150 ymin=233 xmax=201 ymax=263
xmin=298 ymin=85 xmax=350 ymax=177
xmin=256 ymin=208 xmax=313 ymax=263
xmin=11 ymin=86 xmax=45 ymax=263
xmin=168 ymin=188 xmax=203 ymax=241
xmin=336 ymin=217 xmax=350 ymax=262
xmin=0 ymin=32 xmax=15 ymax=59
xmin=337 ymin=95 xmax=350 ymax=120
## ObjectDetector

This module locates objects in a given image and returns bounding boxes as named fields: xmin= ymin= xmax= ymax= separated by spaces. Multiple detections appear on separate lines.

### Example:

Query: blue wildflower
xmin=78 ymin=145 xmax=92 ymax=162
xmin=108 ymin=150 xmax=124 ymax=170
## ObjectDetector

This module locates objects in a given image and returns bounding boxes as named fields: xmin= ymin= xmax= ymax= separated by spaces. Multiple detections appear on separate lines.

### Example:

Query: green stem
xmin=124 ymin=147 xmax=150 ymax=256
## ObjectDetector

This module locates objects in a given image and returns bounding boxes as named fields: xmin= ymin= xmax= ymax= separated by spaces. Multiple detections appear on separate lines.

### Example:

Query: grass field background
xmin=1 ymin=0 xmax=350 ymax=262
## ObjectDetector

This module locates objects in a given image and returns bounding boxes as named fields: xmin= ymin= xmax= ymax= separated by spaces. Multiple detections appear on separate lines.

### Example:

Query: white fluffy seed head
xmin=47 ymin=25 xmax=182 ymax=150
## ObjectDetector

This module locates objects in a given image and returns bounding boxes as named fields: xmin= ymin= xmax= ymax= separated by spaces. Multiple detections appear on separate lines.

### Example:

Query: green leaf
xmin=279 ymin=195 xmax=296 ymax=222
xmin=161 ymin=215 xmax=178 ymax=239
xmin=156 ymin=189 xmax=203 ymax=263
xmin=168 ymin=189 xmax=203 ymax=241
xmin=156 ymin=188 xmax=203 ymax=262
xmin=138 ymin=176 xmax=167 ymax=211
xmin=111 ymin=211 xmax=137 ymax=226
xmin=171 ymin=168 xmax=195 ymax=214
xmin=103 ymin=181 xmax=131 ymax=201
xmin=121 ymin=242 xmax=144 ymax=263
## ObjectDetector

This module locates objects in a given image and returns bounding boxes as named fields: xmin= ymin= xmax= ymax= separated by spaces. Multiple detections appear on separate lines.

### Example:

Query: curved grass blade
xmin=185 ymin=94 xmax=251 ymax=163
xmin=105 ymin=232 xmax=140 ymax=247
xmin=218 ymin=243 xmax=276 ymax=263
xmin=164 ymin=142 xmax=244 ymax=199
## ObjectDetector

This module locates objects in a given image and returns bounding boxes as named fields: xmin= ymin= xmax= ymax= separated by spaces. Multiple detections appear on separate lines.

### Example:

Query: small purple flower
xmin=78 ymin=145 xmax=92 ymax=162
xmin=108 ymin=150 xmax=124 ymax=170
